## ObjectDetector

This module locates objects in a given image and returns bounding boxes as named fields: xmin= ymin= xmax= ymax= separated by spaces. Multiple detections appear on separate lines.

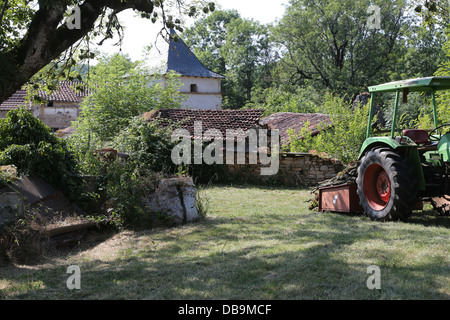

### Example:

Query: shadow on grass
xmin=1 ymin=184 xmax=449 ymax=299
xmin=3 ymin=210 xmax=448 ymax=300
xmin=321 ymin=208 xmax=450 ymax=229
xmin=408 ymin=210 xmax=450 ymax=229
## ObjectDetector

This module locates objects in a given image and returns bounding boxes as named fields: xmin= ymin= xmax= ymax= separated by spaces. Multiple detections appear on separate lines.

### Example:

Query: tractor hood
xmin=438 ymin=133 xmax=450 ymax=162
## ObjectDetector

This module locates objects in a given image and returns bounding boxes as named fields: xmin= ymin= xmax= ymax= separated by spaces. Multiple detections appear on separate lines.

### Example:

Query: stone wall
xmin=32 ymin=103 xmax=79 ymax=129
xmin=225 ymin=152 xmax=344 ymax=187
xmin=1 ymin=103 xmax=79 ymax=130
xmin=0 ymin=192 xmax=24 ymax=227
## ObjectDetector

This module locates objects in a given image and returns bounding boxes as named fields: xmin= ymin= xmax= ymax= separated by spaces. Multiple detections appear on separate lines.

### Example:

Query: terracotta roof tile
xmin=260 ymin=112 xmax=332 ymax=146
xmin=37 ymin=81 xmax=91 ymax=102
xmin=0 ymin=81 xmax=90 ymax=110
xmin=38 ymin=85 xmax=78 ymax=103
xmin=144 ymin=108 xmax=264 ymax=140
xmin=0 ymin=90 xmax=29 ymax=111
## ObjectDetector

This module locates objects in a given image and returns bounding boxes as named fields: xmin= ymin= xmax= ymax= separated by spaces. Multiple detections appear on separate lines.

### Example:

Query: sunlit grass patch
xmin=0 ymin=184 xmax=448 ymax=300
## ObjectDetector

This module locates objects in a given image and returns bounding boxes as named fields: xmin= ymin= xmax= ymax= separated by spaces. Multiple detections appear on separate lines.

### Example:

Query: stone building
xmin=144 ymin=108 xmax=343 ymax=186
xmin=0 ymin=81 xmax=89 ymax=130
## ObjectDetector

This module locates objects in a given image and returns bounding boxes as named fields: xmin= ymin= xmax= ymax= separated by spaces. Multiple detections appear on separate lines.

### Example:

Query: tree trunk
xmin=0 ymin=0 xmax=154 ymax=104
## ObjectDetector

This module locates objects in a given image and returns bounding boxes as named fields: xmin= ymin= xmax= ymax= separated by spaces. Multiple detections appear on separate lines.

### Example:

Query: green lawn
xmin=0 ymin=184 xmax=449 ymax=299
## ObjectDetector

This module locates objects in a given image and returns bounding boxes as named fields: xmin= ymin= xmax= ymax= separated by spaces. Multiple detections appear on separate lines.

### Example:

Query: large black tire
xmin=356 ymin=148 xmax=418 ymax=221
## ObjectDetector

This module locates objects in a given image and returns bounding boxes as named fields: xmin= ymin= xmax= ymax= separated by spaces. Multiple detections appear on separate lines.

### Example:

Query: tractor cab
xmin=362 ymin=76 xmax=450 ymax=153
xmin=357 ymin=76 xmax=450 ymax=221
xmin=361 ymin=77 xmax=450 ymax=165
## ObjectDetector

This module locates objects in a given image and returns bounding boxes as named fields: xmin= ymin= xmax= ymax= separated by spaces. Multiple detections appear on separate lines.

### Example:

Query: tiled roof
xmin=37 ymin=82 xmax=79 ymax=103
xmin=38 ymin=81 xmax=91 ymax=102
xmin=144 ymin=108 xmax=264 ymax=140
xmin=146 ymin=29 xmax=225 ymax=79
xmin=260 ymin=112 xmax=332 ymax=146
xmin=0 ymin=81 xmax=90 ymax=110
xmin=0 ymin=90 xmax=29 ymax=111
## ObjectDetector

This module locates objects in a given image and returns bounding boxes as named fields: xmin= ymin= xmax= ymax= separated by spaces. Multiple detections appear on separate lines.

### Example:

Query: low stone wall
xmin=226 ymin=152 xmax=344 ymax=187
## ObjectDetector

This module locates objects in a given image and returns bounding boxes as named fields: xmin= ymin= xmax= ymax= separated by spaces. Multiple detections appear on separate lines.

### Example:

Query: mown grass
xmin=0 ymin=184 xmax=449 ymax=300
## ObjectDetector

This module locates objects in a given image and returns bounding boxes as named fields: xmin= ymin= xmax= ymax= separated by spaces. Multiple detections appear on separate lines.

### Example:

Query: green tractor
xmin=356 ymin=76 xmax=450 ymax=221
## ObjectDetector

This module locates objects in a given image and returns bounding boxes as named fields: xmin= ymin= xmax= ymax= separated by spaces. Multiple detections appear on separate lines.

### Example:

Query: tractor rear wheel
xmin=356 ymin=148 xmax=417 ymax=221
xmin=431 ymin=195 xmax=450 ymax=216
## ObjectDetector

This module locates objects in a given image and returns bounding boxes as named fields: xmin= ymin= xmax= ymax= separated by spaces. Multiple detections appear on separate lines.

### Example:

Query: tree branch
xmin=1 ymin=0 xmax=155 ymax=104
xmin=0 ymin=0 xmax=9 ymax=26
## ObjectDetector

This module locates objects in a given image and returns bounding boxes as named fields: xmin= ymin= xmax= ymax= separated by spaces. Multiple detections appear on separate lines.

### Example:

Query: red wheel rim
xmin=363 ymin=163 xmax=391 ymax=210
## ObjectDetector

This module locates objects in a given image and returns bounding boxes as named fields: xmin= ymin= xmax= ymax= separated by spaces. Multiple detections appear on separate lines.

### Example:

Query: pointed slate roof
xmin=147 ymin=29 xmax=224 ymax=79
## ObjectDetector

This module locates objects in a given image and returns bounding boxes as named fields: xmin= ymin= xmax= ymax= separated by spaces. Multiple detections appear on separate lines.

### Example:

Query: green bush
xmin=288 ymin=93 xmax=370 ymax=164
xmin=0 ymin=107 xmax=80 ymax=196
xmin=113 ymin=117 xmax=178 ymax=174
xmin=0 ymin=107 xmax=56 ymax=148
xmin=247 ymin=85 xmax=323 ymax=115
xmin=72 ymin=117 xmax=180 ymax=228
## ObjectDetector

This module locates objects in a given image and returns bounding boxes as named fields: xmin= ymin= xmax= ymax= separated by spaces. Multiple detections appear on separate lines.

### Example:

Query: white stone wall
xmin=180 ymin=77 xmax=222 ymax=110
xmin=160 ymin=75 xmax=223 ymax=110
xmin=181 ymin=93 xmax=222 ymax=110
xmin=32 ymin=103 xmax=79 ymax=129
xmin=179 ymin=77 xmax=222 ymax=94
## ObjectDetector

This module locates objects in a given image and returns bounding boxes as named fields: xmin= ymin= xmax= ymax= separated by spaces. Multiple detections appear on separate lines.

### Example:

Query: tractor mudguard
xmin=358 ymin=137 xmax=411 ymax=159
xmin=358 ymin=137 xmax=426 ymax=191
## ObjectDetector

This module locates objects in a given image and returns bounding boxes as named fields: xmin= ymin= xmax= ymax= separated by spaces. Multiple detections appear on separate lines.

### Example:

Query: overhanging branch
xmin=1 ymin=0 xmax=155 ymax=104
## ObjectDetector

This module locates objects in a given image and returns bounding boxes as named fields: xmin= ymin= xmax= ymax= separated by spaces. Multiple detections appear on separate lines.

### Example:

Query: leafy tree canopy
xmin=0 ymin=107 xmax=80 ymax=195
xmin=184 ymin=9 xmax=275 ymax=108
xmin=70 ymin=53 xmax=184 ymax=146
xmin=0 ymin=0 xmax=215 ymax=104
xmin=273 ymin=0 xmax=410 ymax=95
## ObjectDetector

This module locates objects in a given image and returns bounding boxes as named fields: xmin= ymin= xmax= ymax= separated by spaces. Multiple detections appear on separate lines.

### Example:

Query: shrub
xmin=72 ymin=117 xmax=181 ymax=228
xmin=247 ymin=85 xmax=323 ymax=115
xmin=113 ymin=117 xmax=178 ymax=174
xmin=288 ymin=93 xmax=370 ymax=164
xmin=0 ymin=107 xmax=80 ymax=196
